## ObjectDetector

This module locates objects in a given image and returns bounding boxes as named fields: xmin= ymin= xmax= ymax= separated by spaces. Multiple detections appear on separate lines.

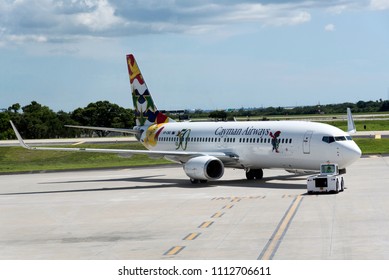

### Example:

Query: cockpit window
xmin=322 ymin=136 xmax=335 ymax=143
xmin=335 ymin=136 xmax=346 ymax=141
xmin=322 ymin=135 xmax=351 ymax=143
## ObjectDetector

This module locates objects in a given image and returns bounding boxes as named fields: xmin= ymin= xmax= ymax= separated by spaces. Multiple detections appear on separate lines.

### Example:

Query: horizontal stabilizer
xmin=9 ymin=121 xmax=237 ymax=165
xmin=65 ymin=125 xmax=141 ymax=135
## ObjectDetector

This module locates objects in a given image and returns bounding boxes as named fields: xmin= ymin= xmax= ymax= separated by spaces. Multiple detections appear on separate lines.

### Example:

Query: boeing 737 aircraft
xmin=10 ymin=54 xmax=362 ymax=183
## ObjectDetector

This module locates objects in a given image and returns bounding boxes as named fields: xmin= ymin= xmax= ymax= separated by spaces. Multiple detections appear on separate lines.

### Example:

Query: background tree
xmin=71 ymin=101 xmax=134 ymax=137
xmin=2 ymin=97 xmax=388 ymax=140
xmin=0 ymin=103 xmax=22 ymax=139
xmin=18 ymin=101 xmax=59 ymax=139
xmin=208 ymin=110 xmax=227 ymax=121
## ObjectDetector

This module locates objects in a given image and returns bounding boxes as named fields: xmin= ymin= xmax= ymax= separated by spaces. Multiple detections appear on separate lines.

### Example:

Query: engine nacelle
xmin=183 ymin=156 xmax=224 ymax=181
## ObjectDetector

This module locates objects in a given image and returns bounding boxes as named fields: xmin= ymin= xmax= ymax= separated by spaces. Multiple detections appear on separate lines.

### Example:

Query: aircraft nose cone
xmin=344 ymin=141 xmax=362 ymax=165
xmin=354 ymin=144 xmax=362 ymax=158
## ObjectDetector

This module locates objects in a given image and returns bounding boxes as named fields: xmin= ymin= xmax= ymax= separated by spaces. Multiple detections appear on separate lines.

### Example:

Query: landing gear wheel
xmin=340 ymin=177 xmax=344 ymax=192
xmin=190 ymin=178 xmax=199 ymax=184
xmin=246 ymin=170 xmax=254 ymax=180
xmin=190 ymin=178 xmax=208 ymax=184
xmin=245 ymin=169 xmax=263 ymax=180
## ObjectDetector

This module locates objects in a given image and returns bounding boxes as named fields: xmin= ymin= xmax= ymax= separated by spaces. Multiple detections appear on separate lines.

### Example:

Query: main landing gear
xmin=245 ymin=169 xmax=263 ymax=180
xmin=190 ymin=178 xmax=208 ymax=184
xmin=190 ymin=168 xmax=264 ymax=183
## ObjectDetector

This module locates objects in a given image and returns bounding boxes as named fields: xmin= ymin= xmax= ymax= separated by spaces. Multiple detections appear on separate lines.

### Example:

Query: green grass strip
xmin=0 ymin=143 xmax=170 ymax=173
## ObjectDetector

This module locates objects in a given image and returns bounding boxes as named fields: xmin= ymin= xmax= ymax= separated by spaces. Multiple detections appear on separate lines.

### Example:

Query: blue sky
xmin=1 ymin=0 xmax=389 ymax=112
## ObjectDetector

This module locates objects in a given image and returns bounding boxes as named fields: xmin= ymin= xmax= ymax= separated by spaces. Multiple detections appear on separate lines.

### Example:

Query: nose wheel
xmin=245 ymin=169 xmax=263 ymax=180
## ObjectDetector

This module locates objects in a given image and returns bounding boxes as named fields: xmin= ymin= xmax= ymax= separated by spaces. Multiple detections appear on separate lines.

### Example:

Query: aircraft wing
xmin=65 ymin=125 xmax=141 ymax=135
xmin=10 ymin=121 xmax=239 ymax=164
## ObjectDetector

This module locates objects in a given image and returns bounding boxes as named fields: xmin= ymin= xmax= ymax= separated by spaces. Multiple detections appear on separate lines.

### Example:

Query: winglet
xmin=9 ymin=121 xmax=31 ymax=149
xmin=347 ymin=108 xmax=356 ymax=134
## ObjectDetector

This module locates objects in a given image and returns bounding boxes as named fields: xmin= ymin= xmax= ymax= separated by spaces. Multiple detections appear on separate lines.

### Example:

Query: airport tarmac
xmin=0 ymin=155 xmax=388 ymax=260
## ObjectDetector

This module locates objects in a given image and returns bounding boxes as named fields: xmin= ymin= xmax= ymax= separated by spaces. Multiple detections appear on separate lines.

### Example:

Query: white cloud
xmin=7 ymin=34 xmax=48 ymax=43
xmin=326 ymin=4 xmax=349 ymax=14
xmin=0 ymin=0 xmax=317 ymax=48
xmin=0 ymin=0 xmax=385 ymax=48
xmin=221 ymin=3 xmax=311 ymax=26
xmin=370 ymin=0 xmax=389 ymax=10
xmin=73 ymin=0 xmax=125 ymax=31
xmin=324 ymin=23 xmax=336 ymax=32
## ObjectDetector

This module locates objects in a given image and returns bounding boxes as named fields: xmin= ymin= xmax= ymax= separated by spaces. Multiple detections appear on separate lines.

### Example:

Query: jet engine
xmin=183 ymin=156 xmax=224 ymax=182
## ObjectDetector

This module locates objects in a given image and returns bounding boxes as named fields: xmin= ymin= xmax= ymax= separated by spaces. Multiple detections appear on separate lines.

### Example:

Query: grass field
xmin=1 ymin=139 xmax=388 ymax=173
xmin=0 ymin=143 xmax=170 ymax=173
xmin=354 ymin=138 xmax=389 ymax=154
xmin=327 ymin=120 xmax=389 ymax=132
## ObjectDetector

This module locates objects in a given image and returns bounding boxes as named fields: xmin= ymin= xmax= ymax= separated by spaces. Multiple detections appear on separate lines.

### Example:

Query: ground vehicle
xmin=307 ymin=163 xmax=344 ymax=194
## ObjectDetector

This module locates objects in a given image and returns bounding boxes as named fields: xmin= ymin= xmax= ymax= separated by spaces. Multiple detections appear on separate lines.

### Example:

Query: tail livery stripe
xmin=126 ymin=54 xmax=173 ymax=127
xmin=127 ymin=54 xmax=144 ymax=85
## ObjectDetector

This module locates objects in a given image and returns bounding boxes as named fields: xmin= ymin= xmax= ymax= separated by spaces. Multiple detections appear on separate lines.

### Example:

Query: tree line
xmin=0 ymin=101 xmax=134 ymax=140
xmin=199 ymin=99 xmax=389 ymax=120
xmin=1 ymin=99 xmax=388 ymax=140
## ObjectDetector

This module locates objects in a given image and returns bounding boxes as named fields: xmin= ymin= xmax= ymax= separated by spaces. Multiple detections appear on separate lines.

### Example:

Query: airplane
xmin=10 ymin=54 xmax=362 ymax=184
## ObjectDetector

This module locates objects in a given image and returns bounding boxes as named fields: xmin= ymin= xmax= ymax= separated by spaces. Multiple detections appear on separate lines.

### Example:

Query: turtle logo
xmin=270 ymin=131 xmax=281 ymax=153
xmin=175 ymin=129 xmax=191 ymax=150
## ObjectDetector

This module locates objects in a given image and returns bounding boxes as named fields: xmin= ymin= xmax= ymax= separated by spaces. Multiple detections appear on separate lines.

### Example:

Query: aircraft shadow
xmin=1 ymin=173 xmax=306 ymax=196
xmin=215 ymin=174 xmax=307 ymax=190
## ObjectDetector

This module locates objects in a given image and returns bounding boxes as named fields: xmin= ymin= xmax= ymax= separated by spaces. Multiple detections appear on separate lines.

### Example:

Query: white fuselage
xmin=139 ymin=120 xmax=362 ymax=171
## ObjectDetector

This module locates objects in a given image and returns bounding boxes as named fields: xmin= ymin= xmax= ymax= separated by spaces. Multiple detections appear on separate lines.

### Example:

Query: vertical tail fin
xmin=347 ymin=107 xmax=356 ymax=134
xmin=126 ymin=54 xmax=174 ymax=127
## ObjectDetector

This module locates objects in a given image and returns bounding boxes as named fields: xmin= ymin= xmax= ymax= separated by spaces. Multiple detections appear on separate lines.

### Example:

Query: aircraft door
xmin=303 ymin=131 xmax=313 ymax=154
